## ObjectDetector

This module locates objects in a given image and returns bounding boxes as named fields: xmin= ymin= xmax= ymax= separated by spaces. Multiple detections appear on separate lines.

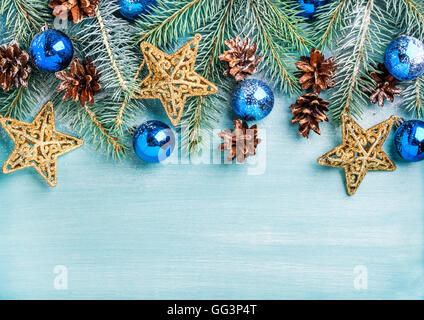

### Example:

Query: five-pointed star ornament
xmin=134 ymin=34 xmax=218 ymax=126
xmin=0 ymin=102 xmax=83 ymax=187
xmin=317 ymin=113 xmax=397 ymax=196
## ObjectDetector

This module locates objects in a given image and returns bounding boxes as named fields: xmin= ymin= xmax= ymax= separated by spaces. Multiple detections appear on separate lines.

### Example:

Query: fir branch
xmin=0 ymin=0 xmax=52 ymax=45
xmin=0 ymin=73 xmax=56 ymax=120
xmin=94 ymin=6 xmax=128 ymax=92
xmin=262 ymin=0 xmax=311 ymax=54
xmin=329 ymin=0 xmax=396 ymax=121
xmin=388 ymin=0 xmax=424 ymax=119
xmin=403 ymin=77 xmax=424 ymax=119
xmin=387 ymin=0 xmax=424 ymax=39
xmin=195 ymin=0 xmax=241 ymax=81
xmin=112 ymin=59 xmax=146 ymax=130
xmin=135 ymin=0 xmax=227 ymax=47
xmin=66 ymin=1 xmax=141 ymax=156
xmin=313 ymin=0 xmax=352 ymax=50
xmin=246 ymin=0 xmax=301 ymax=94
xmin=74 ymin=1 xmax=139 ymax=97
xmin=182 ymin=81 xmax=231 ymax=155
xmin=181 ymin=0 xmax=239 ymax=155
xmin=54 ymin=97 xmax=128 ymax=159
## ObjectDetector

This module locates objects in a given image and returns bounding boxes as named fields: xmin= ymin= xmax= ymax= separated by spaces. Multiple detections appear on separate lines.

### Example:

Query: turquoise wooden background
xmin=1 ymin=91 xmax=423 ymax=299
xmin=0 ymin=15 xmax=423 ymax=299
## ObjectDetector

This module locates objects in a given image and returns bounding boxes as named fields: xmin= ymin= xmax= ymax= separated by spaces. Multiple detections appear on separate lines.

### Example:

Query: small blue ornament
xmin=232 ymin=79 xmax=274 ymax=121
xmin=394 ymin=120 xmax=424 ymax=162
xmin=384 ymin=36 xmax=424 ymax=81
xmin=296 ymin=0 xmax=329 ymax=18
xmin=133 ymin=120 xmax=175 ymax=163
xmin=30 ymin=29 xmax=74 ymax=73
xmin=118 ymin=0 xmax=158 ymax=20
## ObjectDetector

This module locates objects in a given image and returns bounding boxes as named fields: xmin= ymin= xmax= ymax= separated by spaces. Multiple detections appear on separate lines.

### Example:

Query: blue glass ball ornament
xmin=296 ymin=0 xmax=329 ymax=18
xmin=384 ymin=36 xmax=424 ymax=81
xmin=30 ymin=29 xmax=74 ymax=73
xmin=118 ymin=0 xmax=158 ymax=20
xmin=133 ymin=120 xmax=176 ymax=163
xmin=232 ymin=79 xmax=274 ymax=121
xmin=394 ymin=120 xmax=424 ymax=162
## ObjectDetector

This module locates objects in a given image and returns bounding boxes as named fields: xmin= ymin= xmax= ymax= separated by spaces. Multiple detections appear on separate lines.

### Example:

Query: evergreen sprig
xmin=0 ymin=0 xmax=52 ymax=45
xmin=53 ymin=97 xmax=129 ymax=159
xmin=388 ymin=0 xmax=424 ymax=119
xmin=134 ymin=0 xmax=312 ymax=155
xmin=245 ymin=0 xmax=308 ymax=94
xmin=0 ymin=72 xmax=56 ymax=120
xmin=388 ymin=0 xmax=424 ymax=39
xmin=135 ymin=0 xmax=228 ymax=48
xmin=58 ymin=1 xmax=142 ymax=158
xmin=325 ymin=0 xmax=396 ymax=121
xmin=180 ymin=0 xmax=240 ymax=155
xmin=313 ymin=0 xmax=352 ymax=50
xmin=2 ymin=0 xmax=422 ymax=160
xmin=403 ymin=75 xmax=424 ymax=119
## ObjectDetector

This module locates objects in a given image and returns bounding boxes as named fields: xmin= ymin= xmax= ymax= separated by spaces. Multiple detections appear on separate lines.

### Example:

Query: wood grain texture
xmin=0 ymin=89 xmax=422 ymax=299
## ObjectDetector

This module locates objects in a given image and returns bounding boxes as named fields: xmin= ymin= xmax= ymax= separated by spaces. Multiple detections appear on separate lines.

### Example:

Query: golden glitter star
xmin=0 ymin=102 xmax=83 ymax=187
xmin=134 ymin=34 xmax=218 ymax=126
xmin=317 ymin=113 xmax=397 ymax=195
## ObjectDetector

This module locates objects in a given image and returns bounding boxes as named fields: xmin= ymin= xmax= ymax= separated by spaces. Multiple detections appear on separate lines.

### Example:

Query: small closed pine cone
xmin=290 ymin=93 xmax=329 ymax=138
xmin=218 ymin=119 xmax=261 ymax=163
xmin=360 ymin=63 xmax=402 ymax=107
xmin=0 ymin=41 xmax=31 ymax=92
xmin=295 ymin=48 xmax=337 ymax=94
xmin=219 ymin=36 xmax=262 ymax=81
xmin=49 ymin=0 xmax=100 ymax=24
xmin=55 ymin=57 xmax=101 ymax=106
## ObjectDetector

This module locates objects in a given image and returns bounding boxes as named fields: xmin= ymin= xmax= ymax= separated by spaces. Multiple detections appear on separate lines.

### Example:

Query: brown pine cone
xmin=290 ymin=93 xmax=329 ymax=138
xmin=55 ymin=57 xmax=102 ymax=106
xmin=0 ymin=41 xmax=32 ymax=92
xmin=295 ymin=48 xmax=337 ymax=94
xmin=219 ymin=36 xmax=262 ymax=81
xmin=49 ymin=0 xmax=100 ymax=24
xmin=218 ymin=119 xmax=261 ymax=163
xmin=360 ymin=63 xmax=402 ymax=107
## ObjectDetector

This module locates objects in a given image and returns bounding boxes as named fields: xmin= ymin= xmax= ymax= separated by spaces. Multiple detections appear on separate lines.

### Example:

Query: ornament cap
xmin=41 ymin=22 xmax=50 ymax=32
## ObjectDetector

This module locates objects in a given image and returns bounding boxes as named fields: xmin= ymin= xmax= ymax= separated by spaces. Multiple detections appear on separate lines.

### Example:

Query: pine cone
xmin=49 ymin=0 xmax=100 ymax=24
xmin=219 ymin=36 xmax=262 ymax=81
xmin=0 ymin=41 xmax=31 ymax=92
xmin=361 ymin=63 xmax=402 ymax=107
xmin=55 ymin=57 xmax=102 ymax=106
xmin=218 ymin=119 xmax=261 ymax=163
xmin=290 ymin=93 xmax=329 ymax=138
xmin=295 ymin=48 xmax=337 ymax=94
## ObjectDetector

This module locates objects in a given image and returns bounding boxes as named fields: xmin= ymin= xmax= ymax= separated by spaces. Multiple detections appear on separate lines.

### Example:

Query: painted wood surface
xmin=0 ymin=11 xmax=422 ymax=299
xmin=0 ymin=87 xmax=423 ymax=299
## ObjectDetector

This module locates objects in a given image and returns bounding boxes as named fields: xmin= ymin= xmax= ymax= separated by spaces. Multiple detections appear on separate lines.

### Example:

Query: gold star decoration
xmin=0 ymin=102 xmax=83 ymax=187
xmin=317 ymin=113 xmax=397 ymax=195
xmin=134 ymin=34 xmax=218 ymax=126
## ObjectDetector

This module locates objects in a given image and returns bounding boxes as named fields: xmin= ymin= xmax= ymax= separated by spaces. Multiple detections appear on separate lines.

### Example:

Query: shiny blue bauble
xmin=133 ymin=120 xmax=175 ymax=163
xmin=30 ymin=29 xmax=74 ymax=73
xmin=118 ymin=0 xmax=158 ymax=20
xmin=232 ymin=79 xmax=274 ymax=121
xmin=384 ymin=36 xmax=424 ymax=81
xmin=394 ymin=120 xmax=424 ymax=162
xmin=297 ymin=0 xmax=329 ymax=18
